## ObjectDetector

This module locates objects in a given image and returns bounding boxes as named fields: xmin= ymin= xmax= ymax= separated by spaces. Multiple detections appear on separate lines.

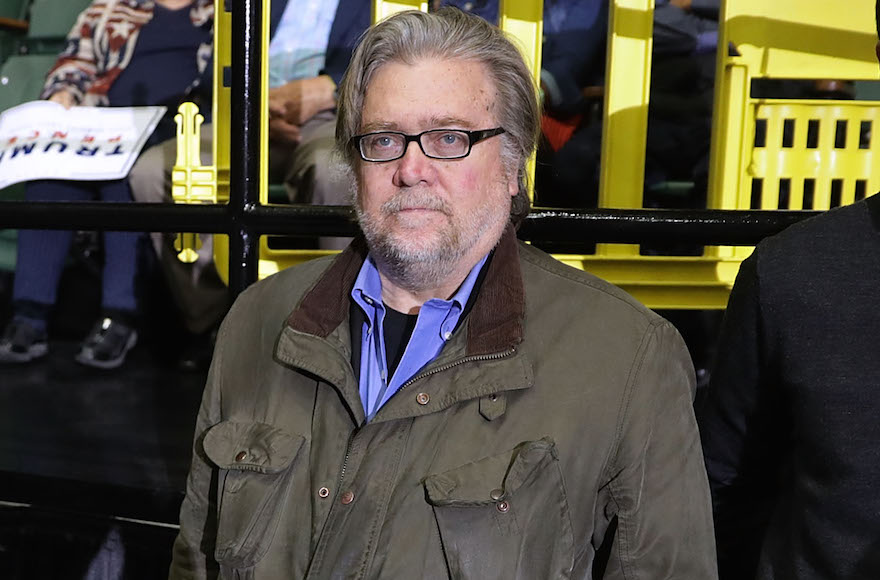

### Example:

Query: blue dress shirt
xmin=267 ymin=0 xmax=341 ymax=87
xmin=351 ymin=254 xmax=489 ymax=421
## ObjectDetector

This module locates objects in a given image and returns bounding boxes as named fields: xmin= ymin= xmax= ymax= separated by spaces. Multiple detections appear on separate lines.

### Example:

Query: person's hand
xmin=48 ymin=90 xmax=75 ymax=109
xmin=268 ymin=75 xmax=336 ymax=126
xmin=268 ymin=117 xmax=301 ymax=145
xmin=669 ymin=0 xmax=693 ymax=10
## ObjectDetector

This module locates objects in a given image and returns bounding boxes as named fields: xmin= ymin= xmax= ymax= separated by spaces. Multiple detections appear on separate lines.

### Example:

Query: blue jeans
xmin=13 ymin=179 xmax=139 ymax=315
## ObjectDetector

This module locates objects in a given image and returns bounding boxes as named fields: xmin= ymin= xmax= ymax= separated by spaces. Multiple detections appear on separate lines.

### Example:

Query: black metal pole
xmin=227 ymin=0 xmax=263 ymax=297
xmin=0 ymin=200 xmax=822 ymax=246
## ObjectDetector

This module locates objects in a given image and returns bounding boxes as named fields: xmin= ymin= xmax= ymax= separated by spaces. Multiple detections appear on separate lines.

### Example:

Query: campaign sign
xmin=0 ymin=101 xmax=166 ymax=189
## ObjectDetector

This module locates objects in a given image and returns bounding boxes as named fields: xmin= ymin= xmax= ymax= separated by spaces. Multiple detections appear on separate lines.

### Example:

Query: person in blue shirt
xmin=127 ymin=0 xmax=370 ymax=369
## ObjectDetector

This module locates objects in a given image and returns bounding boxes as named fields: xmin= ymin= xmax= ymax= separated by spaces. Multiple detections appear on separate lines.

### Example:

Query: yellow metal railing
xmin=172 ymin=0 xmax=879 ymax=309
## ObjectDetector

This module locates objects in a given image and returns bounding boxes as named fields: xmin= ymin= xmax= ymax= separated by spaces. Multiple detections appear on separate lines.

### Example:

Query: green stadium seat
xmin=0 ymin=184 xmax=23 ymax=272
xmin=0 ymin=53 xmax=56 ymax=111
xmin=0 ymin=0 xmax=30 ymax=63
xmin=26 ymin=0 xmax=90 ymax=40
xmin=0 ymin=53 xmax=56 ymax=271
xmin=0 ymin=0 xmax=28 ymax=21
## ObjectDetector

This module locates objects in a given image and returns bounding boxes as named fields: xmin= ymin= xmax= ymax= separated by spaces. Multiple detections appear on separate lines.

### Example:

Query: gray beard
xmin=355 ymin=201 xmax=470 ymax=293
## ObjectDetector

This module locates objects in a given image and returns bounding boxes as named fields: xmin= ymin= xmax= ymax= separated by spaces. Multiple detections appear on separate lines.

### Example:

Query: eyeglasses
xmin=350 ymin=127 xmax=506 ymax=162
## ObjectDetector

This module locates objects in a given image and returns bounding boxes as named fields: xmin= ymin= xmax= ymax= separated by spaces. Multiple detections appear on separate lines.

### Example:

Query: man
xmin=128 ymin=0 xmax=370 ymax=367
xmin=171 ymin=9 xmax=716 ymax=578
xmin=698 ymin=4 xmax=880 ymax=578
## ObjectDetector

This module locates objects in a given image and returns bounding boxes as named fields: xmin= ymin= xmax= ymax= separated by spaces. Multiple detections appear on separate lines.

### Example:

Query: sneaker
xmin=75 ymin=317 xmax=138 ymax=370
xmin=0 ymin=318 xmax=48 ymax=363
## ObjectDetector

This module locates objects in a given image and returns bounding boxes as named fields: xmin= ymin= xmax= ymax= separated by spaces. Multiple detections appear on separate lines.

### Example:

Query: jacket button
xmin=489 ymin=488 xmax=504 ymax=501
xmin=497 ymin=500 xmax=510 ymax=513
xmin=318 ymin=487 xmax=330 ymax=499
xmin=235 ymin=451 xmax=248 ymax=462
xmin=416 ymin=392 xmax=430 ymax=405
xmin=340 ymin=490 xmax=355 ymax=505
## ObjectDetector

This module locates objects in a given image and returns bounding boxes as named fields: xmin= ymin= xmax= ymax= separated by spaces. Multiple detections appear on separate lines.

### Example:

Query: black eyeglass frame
xmin=350 ymin=127 xmax=506 ymax=162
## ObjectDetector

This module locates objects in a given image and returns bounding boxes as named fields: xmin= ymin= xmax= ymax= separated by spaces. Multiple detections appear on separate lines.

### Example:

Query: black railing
xmin=0 ymin=0 xmax=821 ymax=299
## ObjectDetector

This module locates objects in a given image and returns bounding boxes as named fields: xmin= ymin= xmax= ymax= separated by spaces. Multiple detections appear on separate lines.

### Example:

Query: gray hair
xmin=336 ymin=7 xmax=541 ymax=226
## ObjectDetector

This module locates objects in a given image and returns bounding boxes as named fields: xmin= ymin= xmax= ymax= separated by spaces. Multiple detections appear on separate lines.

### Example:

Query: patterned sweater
xmin=41 ymin=0 xmax=214 ymax=106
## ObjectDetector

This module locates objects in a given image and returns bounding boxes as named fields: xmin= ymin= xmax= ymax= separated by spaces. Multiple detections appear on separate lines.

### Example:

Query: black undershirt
xmin=382 ymin=307 xmax=418 ymax=378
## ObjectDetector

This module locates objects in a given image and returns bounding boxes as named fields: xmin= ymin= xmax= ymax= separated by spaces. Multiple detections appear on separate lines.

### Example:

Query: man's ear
xmin=508 ymin=172 xmax=519 ymax=198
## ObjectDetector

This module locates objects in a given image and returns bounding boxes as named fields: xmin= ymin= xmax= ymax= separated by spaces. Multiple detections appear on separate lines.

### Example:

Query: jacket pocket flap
xmin=424 ymin=438 xmax=557 ymax=506
xmin=203 ymin=421 xmax=304 ymax=474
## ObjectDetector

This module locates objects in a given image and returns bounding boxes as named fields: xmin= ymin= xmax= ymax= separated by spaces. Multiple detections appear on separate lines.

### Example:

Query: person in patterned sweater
xmin=0 ymin=0 xmax=214 ymax=369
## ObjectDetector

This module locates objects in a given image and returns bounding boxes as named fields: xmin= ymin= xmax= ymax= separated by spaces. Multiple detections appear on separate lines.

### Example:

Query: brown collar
xmin=286 ymin=224 xmax=525 ymax=356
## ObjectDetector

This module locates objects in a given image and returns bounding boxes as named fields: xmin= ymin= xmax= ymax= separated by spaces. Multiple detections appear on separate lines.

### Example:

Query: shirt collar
xmin=351 ymin=253 xmax=490 ymax=324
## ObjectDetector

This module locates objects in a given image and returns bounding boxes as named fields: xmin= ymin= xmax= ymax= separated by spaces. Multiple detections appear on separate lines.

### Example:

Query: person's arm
xmin=39 ymin=2 xmax=101 ymax=104
xmin=601 ymin=320 xmax=718 ymax=579
xmin=653 ymin=0 xmax=717 ymax=56
xmin=697 ymin=254 xmax=786 ymax=580
xmin=540 ymin=0 xmax=608 ymax=113
xmin=268 ymin=75 xmax=336 ymax=127
xmin=688 ymin=0 xmax=720 ymax=20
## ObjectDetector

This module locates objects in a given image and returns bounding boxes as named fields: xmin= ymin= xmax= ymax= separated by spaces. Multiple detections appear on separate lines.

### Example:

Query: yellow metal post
xmin=500 ymin=0 xmax=542 ymax=201
xmin=596 ymin=0 xmax=653 ymax=257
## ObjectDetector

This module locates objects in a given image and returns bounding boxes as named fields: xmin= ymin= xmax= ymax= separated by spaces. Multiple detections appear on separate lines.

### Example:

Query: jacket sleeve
xmin=601 ymin=320 xmax=718 ymax=579
xmin=697 ymin=253 xmax=787 ymax=580
xmin=653 ymin=0 xmax=717 ymax=56
xmin=168 ymin=320 xmax=226 ymax=580
xmin=40 ymin=2 xmax=100 ymax=102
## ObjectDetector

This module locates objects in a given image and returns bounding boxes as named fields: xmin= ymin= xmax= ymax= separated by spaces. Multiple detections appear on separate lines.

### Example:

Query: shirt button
xmin=318 ymin=486 xmax=330 ymax=499
xmin=463 ymin=1 xmax=474 ymax=10
xmin=496 ymin=500 xmax=510 ymax=513
xmin=235 ymin=451 xmax=248 ymax=462
xmin=443 ymin=330 xmax=452 ymax=341
xmin=340 ymin=490 xmax=355 ymax=505
xmin=416 ymin=392 xmax=430 ymax=405
xmin=364 ymin=297 xmax=374 ymax=305
xmin=490 ymin=488 xmax=504 ymax=501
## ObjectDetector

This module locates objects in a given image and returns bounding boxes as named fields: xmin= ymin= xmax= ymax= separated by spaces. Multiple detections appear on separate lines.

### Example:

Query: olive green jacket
xmin=170 ymin=226 xmax=717 ymax=580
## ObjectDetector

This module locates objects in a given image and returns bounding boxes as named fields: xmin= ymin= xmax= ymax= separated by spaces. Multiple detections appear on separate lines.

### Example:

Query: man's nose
xmin=393 ymin=140 xmax=434 ymax=187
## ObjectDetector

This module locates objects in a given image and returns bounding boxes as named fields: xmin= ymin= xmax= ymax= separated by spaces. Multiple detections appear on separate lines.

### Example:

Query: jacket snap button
xmin=416 ymin=392 xmax=430 ymax=405
xmin=318 ymin=487 xmax=330 ymax=499
xmin=489 ymin=488 xmax=504 ymax=501
xmin=341 ymin=490 xmax=355 ymax=505
xmin=496 ymin=500 xmax=510 ymax=513
xmin=235 ymin=451 xmax=248 ymax=462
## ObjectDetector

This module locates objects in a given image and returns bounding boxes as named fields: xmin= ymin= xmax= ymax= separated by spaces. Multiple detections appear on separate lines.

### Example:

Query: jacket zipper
xmin=335 ymin=347 xmax=516 ymax=488
xmin=398 ymin=347 xmax=516 ymax=392
xmin=338 ymin=428 xmax=357 ymax=487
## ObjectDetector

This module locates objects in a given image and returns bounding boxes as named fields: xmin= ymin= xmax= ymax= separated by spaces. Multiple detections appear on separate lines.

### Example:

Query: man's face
xmin=354 ymin=57 xmax=518 ymax=291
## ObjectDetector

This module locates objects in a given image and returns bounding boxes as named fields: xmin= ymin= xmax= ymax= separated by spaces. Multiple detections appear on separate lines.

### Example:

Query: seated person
xmin=0 ymin=0 xmax=214 ymax=369
xmin=127 ymin=0 xmax=370 ymax=359
xmin=541 ymin=0 xmax=718 ymax=210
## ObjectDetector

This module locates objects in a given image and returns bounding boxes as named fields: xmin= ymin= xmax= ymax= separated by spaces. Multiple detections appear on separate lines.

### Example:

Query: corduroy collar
xmin=286 ymin=224 xmax=525 ymax=356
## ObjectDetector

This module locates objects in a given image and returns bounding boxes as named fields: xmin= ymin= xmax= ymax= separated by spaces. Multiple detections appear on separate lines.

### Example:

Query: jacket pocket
xmin=424 ymin=438 xmax=574 ymax=580
xmin=203 ymin=420 xmax=305 ymax=571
